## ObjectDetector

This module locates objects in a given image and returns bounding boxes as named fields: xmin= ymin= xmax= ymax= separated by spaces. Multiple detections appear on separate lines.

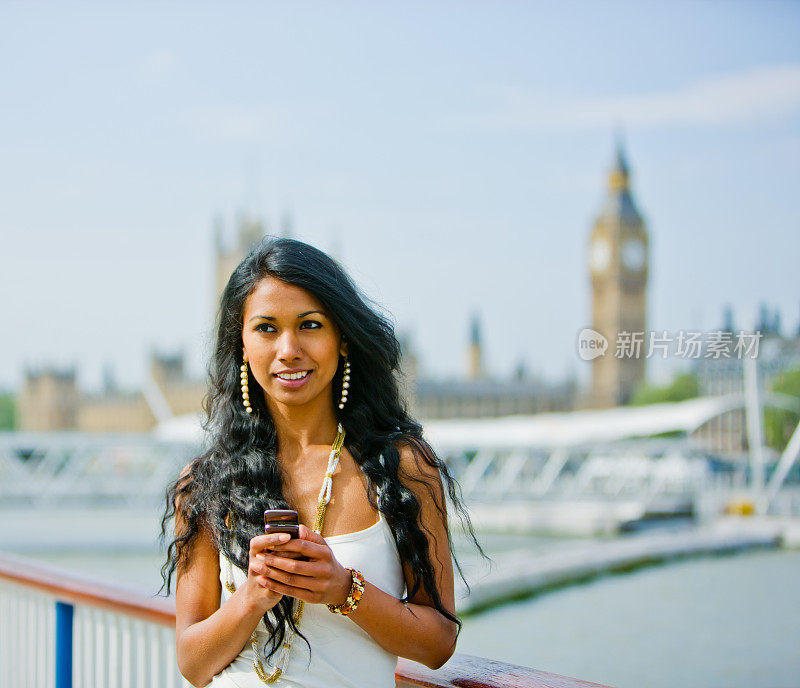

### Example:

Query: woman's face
xmin=241 ymin=276 xmax=347 ymax=411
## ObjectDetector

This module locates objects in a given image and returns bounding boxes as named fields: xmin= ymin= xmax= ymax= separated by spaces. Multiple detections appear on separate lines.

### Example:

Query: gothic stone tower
xmin=214 ymin=214 xmax=266 ymax=309
xmin=18 ymin=367 xmax=79 ymax=430
xmin=467 ymin=311 xmax=484 ymax=380
xmin=213 ymin=212 xmax=297 ymax=309
xmin=589 ymin=142 xmax=649 ymax=407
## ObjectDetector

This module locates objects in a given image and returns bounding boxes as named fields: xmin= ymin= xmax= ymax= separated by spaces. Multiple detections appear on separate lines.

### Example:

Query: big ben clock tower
xmin=589 ymin=141 xmax=649 ymax=407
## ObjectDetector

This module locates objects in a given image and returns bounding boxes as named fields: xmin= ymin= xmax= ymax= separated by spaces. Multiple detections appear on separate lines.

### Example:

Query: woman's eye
xmin=255 ymin=321 xmax=320 ymax=333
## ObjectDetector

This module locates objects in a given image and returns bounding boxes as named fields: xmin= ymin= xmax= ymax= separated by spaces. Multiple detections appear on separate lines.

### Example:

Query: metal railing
xmin=0 ymin=552 xmax=612 ymax=688
xmin=0 ymin=432 xmax=197 ymax=508
xmin=0 ymin=553 xmax=183 ymax=688
xmin=0 ymin=431 xmax=751 ymax=506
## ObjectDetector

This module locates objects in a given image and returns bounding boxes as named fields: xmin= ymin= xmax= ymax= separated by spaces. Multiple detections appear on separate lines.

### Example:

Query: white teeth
xmin=277 ymin=371 xmax=309 ymax=380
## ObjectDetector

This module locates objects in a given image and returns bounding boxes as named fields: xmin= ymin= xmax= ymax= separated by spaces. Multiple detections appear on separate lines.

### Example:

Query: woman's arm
xmin=348 ymin=440 xmax=458 ymax=668
xmin=258 ymin=442 xmax=459 ymax=670
xmin=173 ymin=467 xmax=292 ymax=686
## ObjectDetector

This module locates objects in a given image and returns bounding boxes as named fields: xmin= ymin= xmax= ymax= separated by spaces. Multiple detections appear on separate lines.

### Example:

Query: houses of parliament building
xmin=19 ymin=143 xmax=651 ymax=432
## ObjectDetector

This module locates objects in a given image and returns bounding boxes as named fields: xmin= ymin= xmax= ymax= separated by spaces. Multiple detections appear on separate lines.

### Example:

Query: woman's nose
xmin=276 ymin=331 xmax=302 ymax=359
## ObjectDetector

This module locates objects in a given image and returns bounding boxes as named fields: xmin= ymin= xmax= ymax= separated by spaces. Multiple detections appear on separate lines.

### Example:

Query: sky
xmin=1 ymin=0 xmax=799 ymax=393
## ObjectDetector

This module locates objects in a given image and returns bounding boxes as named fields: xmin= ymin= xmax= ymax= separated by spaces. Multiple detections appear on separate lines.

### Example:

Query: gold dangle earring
xmin=241 ymin=353 xmax=252 ymax=414
xmin=338 ymin=356 xmax=351 ymax=410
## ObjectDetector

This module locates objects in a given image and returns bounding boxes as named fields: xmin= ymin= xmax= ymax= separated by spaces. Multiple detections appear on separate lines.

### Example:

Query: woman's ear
xmin=243 ymin=347 xmax=248 ymax=363
xmin=340 ymin=336 xmax=348 ymax=358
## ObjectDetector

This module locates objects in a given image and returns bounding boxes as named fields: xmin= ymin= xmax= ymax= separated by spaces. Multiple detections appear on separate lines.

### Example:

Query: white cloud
xmin=180 ymin=105 xmax=284 ymax=143
xmin=461 ymin=64 xmax=800 ymax=131
xmin=142 ymin=49 xmax=178 ymax=77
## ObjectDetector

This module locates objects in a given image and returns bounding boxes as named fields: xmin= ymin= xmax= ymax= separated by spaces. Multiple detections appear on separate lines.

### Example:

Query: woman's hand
xmin=241 ymin=531 xmax=292 ymax=613
xmin=257 ymin=524 xmax=352 ymax=607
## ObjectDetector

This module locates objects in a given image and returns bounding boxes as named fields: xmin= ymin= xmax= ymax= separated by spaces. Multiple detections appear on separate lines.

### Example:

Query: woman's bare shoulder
xmin=394 ymin=436 xmax=444 ymax=490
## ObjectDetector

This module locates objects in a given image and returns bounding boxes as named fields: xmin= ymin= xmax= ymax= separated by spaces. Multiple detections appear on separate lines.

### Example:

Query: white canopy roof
xmin=153 ymin=393 xmax=799 ymax=450
xmin=424 ymin=393 xmax=799 ymax=450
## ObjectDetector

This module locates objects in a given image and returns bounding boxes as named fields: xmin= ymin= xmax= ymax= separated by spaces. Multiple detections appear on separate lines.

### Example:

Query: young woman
xmin=160 ymin=237 xmax=485 ymax=687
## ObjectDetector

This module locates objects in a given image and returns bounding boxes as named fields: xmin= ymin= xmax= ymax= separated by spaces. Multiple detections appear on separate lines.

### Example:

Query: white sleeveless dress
xmin=209 ymin=509 xmax=406 ymax=688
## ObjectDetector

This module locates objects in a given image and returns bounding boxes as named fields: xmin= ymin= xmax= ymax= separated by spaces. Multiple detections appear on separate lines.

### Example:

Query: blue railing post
xmin=55 ymin=601 xmax=74 ymax=688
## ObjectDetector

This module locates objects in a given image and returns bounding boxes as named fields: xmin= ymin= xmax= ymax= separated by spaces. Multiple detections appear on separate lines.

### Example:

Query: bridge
xmin=2 ymin=394 xmax=798 ymax=528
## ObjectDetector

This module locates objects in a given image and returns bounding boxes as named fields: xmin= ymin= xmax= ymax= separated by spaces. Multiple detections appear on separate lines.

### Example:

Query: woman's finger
xmin=297 ymin=524 xmax=327 ymax=544
xmin=263 ymin=564 xmax=325 ymax=592
xmin=260 ymin=552 xmax=326 ymax=578
xmin=261 ymin=575 xmax=316 ymax=602
xmin=271 ymin=523 xmax=331 ymax=555
xmin=269 ymin=537 xmax=326 ymax=560
xmin=250 ymin=532 xmax=291 ymax=555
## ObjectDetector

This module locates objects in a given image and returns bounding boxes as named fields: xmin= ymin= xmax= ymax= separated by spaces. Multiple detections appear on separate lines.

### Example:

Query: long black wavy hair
xmin=159 ymin=235 xmax=488 ymax=663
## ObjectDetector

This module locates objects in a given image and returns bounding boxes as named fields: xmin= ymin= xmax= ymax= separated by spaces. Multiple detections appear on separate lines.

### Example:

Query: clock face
xmin=590 ymin=238 xmax=611 ymax=273
xmin=621 ymin=238 xmax=646 ymax=272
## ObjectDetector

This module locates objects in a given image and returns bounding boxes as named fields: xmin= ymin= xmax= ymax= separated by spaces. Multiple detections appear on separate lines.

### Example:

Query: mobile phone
xmin=264 ymin=509 xmax=300 ymax=539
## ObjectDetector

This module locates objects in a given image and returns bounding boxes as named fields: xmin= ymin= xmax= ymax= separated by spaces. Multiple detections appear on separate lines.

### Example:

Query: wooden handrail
xmin=396 ymin=655 xmax=612 ymax=687
xmin=0 ymin=551 xmax=613 ymax=688
xmin=0 ymin=551 xmax=174 ymax=625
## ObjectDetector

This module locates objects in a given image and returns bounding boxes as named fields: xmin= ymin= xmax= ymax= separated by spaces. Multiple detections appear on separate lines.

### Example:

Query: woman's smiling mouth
xmin=274 ymin=370 xmax=312 ymax=388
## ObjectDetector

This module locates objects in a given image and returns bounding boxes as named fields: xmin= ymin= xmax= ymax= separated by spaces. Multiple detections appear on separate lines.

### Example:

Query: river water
xmin=456 ymin=547 xmax=800 ymax=688
xmin=2 ymin=508 xmax=799 ymax=688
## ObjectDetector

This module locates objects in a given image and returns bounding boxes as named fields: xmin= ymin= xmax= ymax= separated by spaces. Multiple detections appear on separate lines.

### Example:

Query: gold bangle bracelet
xmin=326 ymin=568 xmax=365 ymax=616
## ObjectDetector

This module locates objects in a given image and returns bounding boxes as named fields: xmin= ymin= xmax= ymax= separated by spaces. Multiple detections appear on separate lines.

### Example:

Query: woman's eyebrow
xmin=249 ymin=310 xmax=326 ymax=322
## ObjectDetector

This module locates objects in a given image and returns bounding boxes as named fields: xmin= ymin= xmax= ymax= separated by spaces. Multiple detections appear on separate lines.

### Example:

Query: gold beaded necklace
xmin=223 ymin=423 xmax=346 ymax=683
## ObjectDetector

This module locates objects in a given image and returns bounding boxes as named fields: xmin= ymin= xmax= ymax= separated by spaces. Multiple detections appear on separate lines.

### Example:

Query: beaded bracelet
xmin=326 ymin=568 xmax=365 ymax=616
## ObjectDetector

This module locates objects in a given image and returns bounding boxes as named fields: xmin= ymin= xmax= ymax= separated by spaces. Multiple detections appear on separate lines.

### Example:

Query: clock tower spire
xmin=588 ymin=138 xmax=649 ymax=407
